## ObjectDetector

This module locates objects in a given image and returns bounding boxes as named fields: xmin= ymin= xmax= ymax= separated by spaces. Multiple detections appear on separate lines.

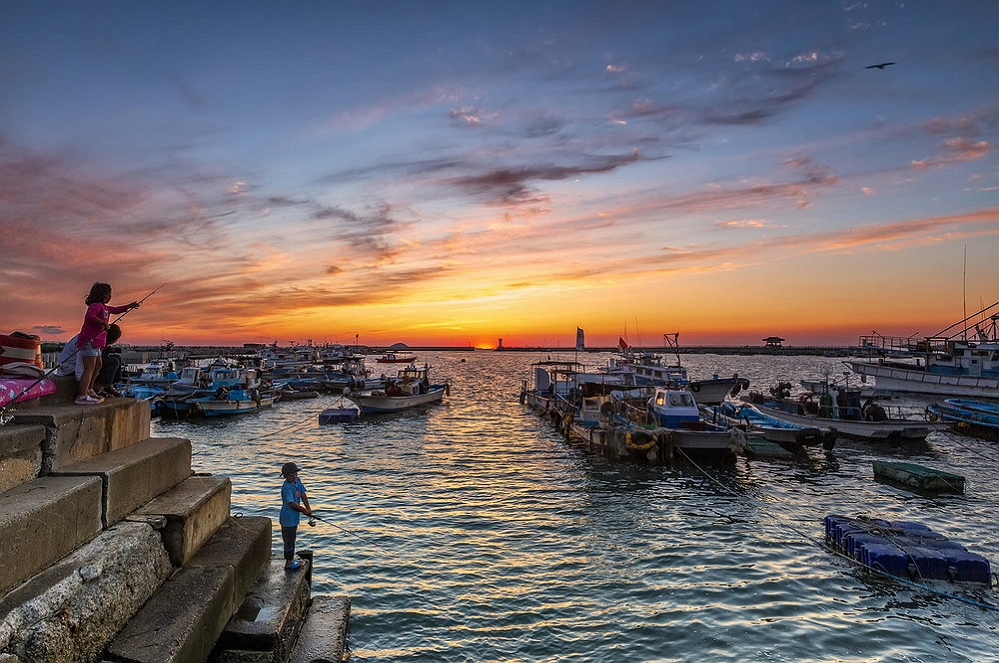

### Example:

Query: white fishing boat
xmin=742 ymin=385 xmax=943 ymax=444
xmin=845 ymin=303 xmax=999 ymax=398
xmin=599 ymin=333 xmax=749 ymax=405
xmin=346 ymin=364 xmax=449 ymax=414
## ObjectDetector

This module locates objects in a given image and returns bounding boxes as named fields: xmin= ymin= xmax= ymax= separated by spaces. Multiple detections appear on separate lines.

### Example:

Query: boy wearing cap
xmin=279 ymin=461 xmax=312 ymax=570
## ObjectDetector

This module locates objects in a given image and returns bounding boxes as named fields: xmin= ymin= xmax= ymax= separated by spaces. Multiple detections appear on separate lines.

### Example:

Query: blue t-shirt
xmin=279 ymin=478 xmax=307 ymax=527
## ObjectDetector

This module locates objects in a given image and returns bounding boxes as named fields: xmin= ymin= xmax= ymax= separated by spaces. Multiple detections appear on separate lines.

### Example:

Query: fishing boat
xmin=640 ymin=385 xmax=746 ymax=457
xmin=700 ymin=400 xmax=837 ymax=454
xmin=845 ymin=302 xmax=999 ymax=398
xmin=598 ymin=334 xmax=749 ymax=405
xmin=375 ymin=352 xmax=417 ymax=364
xmin=926 ymin=398 xmax=999 ymax=441
xmin=189 ymin=387 xmax=278 ymax=417
xmin=127 ymin=359 xmax=181 ymax=386
xmin=345 ymin=364 xmax=449 ymax=414
xmin=743 ymin=383 xmax=942 ymax=444
xmin=185 ymin=368 xmax=278 ymax=417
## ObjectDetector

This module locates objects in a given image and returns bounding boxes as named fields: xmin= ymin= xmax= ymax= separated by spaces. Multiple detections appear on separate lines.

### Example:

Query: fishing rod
xmin=306 ymin=512 xmax=418 ymax=568
xmin=0 ymin=283 xmax=165 ymax=424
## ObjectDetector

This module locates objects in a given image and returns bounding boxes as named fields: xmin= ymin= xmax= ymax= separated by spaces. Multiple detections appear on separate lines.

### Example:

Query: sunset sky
xmin=2 ymin=1 xmax=997 ymax=349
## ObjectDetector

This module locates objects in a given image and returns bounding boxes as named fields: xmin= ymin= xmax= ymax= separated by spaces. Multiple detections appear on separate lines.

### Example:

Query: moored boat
xmin=926 ymin=398 xmax=999 ymax=441
xmin=743 ymin=383 xmax=943 ymax=445
xmin=872 ymin=461 xmax=965 ymax=494
xmin=375 ymin=352 xmax=417 ymax=364
xmin=700 ymin=400 xmax=836 ymax=455
xmin=346 ymin=364 xmax=449 ymax=414
xmin=845 ymin=302 xmax=999 ymax=399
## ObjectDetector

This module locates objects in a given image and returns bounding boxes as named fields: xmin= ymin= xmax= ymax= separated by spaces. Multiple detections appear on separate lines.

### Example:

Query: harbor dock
xmin=0 ymin=378 xmax=349 ymax=662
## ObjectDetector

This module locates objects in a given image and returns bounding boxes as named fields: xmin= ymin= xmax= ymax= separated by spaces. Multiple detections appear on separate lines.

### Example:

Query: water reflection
xmin=151 ymin=351 xmax=999 ymax=661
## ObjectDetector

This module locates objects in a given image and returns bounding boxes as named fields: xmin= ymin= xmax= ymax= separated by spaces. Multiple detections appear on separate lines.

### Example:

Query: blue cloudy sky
xmin=2 ymin=1 xmax=997 ymax=347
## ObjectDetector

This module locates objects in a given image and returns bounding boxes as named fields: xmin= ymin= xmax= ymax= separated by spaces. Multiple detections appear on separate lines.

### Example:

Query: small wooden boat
xmin=872 ymin=460 xmax=965 ymax=494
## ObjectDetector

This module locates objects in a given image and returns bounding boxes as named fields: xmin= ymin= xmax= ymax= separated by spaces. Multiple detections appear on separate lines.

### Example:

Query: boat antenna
xmin=0 ymin=283 xmax=165 ymax=425
xmin=962 ymin=245 xmax=967 ymax=341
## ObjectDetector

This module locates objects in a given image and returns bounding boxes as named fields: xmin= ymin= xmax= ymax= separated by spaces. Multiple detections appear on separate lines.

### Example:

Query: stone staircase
xmin=0 ymin=376 xmax=349 ymax=662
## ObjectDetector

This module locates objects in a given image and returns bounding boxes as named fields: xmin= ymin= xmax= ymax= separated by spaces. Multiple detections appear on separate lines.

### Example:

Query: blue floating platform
xmin=825 ymin=515 xmax=992 ymax=585
xmin=319 ymin=407 xmax=358 ymax=424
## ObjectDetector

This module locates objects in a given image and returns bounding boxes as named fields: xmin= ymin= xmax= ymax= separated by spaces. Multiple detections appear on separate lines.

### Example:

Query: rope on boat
xmin=674 ymin=445 xmax=999 ymax=612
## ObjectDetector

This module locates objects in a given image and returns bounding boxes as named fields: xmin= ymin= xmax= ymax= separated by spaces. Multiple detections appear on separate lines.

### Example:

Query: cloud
xmin=444 ymin=150 xmax=642 ymax=205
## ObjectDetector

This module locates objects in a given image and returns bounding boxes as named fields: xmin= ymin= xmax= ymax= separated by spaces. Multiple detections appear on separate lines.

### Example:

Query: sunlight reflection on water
xmin=153 ymin=351 xmax=999 ymax=662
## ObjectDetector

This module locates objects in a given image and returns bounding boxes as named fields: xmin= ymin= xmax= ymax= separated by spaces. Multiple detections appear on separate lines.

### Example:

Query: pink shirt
xmin=76 ymin=302 xmax=130 ymax=349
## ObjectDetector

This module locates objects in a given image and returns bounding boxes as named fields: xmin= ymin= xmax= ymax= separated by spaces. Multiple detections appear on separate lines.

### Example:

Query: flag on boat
xmin=618 ymin=337 xmax=630 ymax=352
xmin=575 ymin=327 xmax=585 ymax=351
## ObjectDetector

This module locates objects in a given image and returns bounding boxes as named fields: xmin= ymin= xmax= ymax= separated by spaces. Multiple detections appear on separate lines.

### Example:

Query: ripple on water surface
xmin=154 ymin=352 xmax=999 ymax=662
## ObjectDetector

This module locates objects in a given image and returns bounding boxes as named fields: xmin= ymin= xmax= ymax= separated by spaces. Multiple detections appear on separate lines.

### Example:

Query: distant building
xmin=763 ymin=336 xmax=785 ymax=347
xmin=497 ymin=338 xmax=504 ymax=349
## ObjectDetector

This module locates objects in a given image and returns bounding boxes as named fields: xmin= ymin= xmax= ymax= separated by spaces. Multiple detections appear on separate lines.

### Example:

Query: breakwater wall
xmin=0 ymin=379 xmax=348 ymax=662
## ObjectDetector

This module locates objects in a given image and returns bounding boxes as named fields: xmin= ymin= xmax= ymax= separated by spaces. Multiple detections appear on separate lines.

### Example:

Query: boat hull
xmin=347 ymin=386 xmax=446 ymax=413
xmin=847 ymin=361 xmax=999 ymax=399
xmin=750 ymin=401 xmax=938 ymax=443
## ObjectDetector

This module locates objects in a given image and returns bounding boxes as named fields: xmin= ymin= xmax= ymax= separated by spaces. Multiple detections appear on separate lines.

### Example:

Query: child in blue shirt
xmin=279 ymin=462 xmax=312 ymax=570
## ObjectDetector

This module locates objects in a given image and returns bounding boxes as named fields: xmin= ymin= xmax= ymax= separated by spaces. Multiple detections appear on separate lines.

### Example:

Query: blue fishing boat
xmin=927 ymin=398 xmax=999 ymax=441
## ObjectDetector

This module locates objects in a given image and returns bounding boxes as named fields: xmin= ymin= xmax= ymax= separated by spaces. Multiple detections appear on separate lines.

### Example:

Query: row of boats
xmin=520 ymin=305 xmax=999 ymax=462
xmin=121 ymin=347 xmax=449 ymax=418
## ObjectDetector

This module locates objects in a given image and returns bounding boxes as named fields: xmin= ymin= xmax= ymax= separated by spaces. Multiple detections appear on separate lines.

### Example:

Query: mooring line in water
xmin=936 ymin=430 xmax=999 ymax=464
xmin=675 ymin=446 xmax=999 ymax=612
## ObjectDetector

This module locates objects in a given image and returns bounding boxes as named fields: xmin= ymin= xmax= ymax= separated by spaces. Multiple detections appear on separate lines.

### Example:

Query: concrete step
xmin=129 ymin=474 xmax=233 ymax=566
xmin=288 ymin=595 xmax=351 ymax=663
xmin=52 ymin=436 xmax=193 ymax=527
xmin=10 ymin=397 xmax=152 ymax=472
xmin=0 ymin=521 xmax=173 ymax=661
xmin=106 ymin=516 xmax=272 ymax=663
xmin=0 ymin=475 xmax=103 ymax=596
xmin=0 ymin=422 xmax=46 ymax=493
xmin=210 ymin=557 xmax=313 ymax=662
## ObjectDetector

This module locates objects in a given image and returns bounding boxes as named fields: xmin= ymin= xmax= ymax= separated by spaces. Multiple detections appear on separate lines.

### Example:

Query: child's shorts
xmin=79 ymin=341 xmax=101 ymax=358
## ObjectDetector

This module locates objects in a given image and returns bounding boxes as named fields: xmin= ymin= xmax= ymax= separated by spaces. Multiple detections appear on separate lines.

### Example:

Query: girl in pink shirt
xmin=75 ymin=282 xmax=139 ymax=405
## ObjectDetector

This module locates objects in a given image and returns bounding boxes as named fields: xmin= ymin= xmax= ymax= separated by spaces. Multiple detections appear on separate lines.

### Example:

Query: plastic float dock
xmin=824 ymin=515 xmax=992 ymax=585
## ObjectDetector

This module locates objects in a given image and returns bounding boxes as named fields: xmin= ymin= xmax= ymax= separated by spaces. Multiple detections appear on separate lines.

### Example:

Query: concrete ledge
xmin=130 ymin=475 xmax=232 ymax=566
xmin=11 ymin=399 xmax=152 ymax=472
xmin=52 ymin=437 xmax=192 ymax=527
xmin=0 ymin=475 xmax=103 ymax=596
xmin=288 ymin=595 xmax=351 ymax=663
xmin=107 ymin=517 xmax=271 ymax=663
xmin=0 ymin=522 xmax=172 ymax=662
xmin=107 ymin=564 xmax=236 ymax=663
xmin=213 ymin=559 xmax=312 ymax=660
xmin=0 ymin=423 xmax=46 ymax=493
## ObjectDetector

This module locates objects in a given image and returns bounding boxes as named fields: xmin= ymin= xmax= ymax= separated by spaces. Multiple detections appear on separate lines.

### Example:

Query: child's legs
xmin=79 ymin=356 xmax=99 ymax=397
xmin=88 ymin=356 xmax=103 ymax=393
xmin=281 ymin=526 xmax=297 ymax=561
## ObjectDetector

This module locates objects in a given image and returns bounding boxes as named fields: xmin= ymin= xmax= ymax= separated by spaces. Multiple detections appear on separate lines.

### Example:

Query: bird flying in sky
xmin=865 ymin=62 xmax=897 ymax=69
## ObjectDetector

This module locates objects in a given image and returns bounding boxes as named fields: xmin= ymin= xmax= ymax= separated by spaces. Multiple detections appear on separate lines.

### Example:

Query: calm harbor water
xmin=152 ymin=352 xmax=999 ymax=662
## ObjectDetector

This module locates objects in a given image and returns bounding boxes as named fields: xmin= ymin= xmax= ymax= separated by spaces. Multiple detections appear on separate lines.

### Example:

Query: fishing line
xmin=306 ymin=512 xmax=421 ymax=570
xmin=0 ymin=284 xmax=165 ymax=424
xmin=675 ymin=446 xmax=999 ymax=612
